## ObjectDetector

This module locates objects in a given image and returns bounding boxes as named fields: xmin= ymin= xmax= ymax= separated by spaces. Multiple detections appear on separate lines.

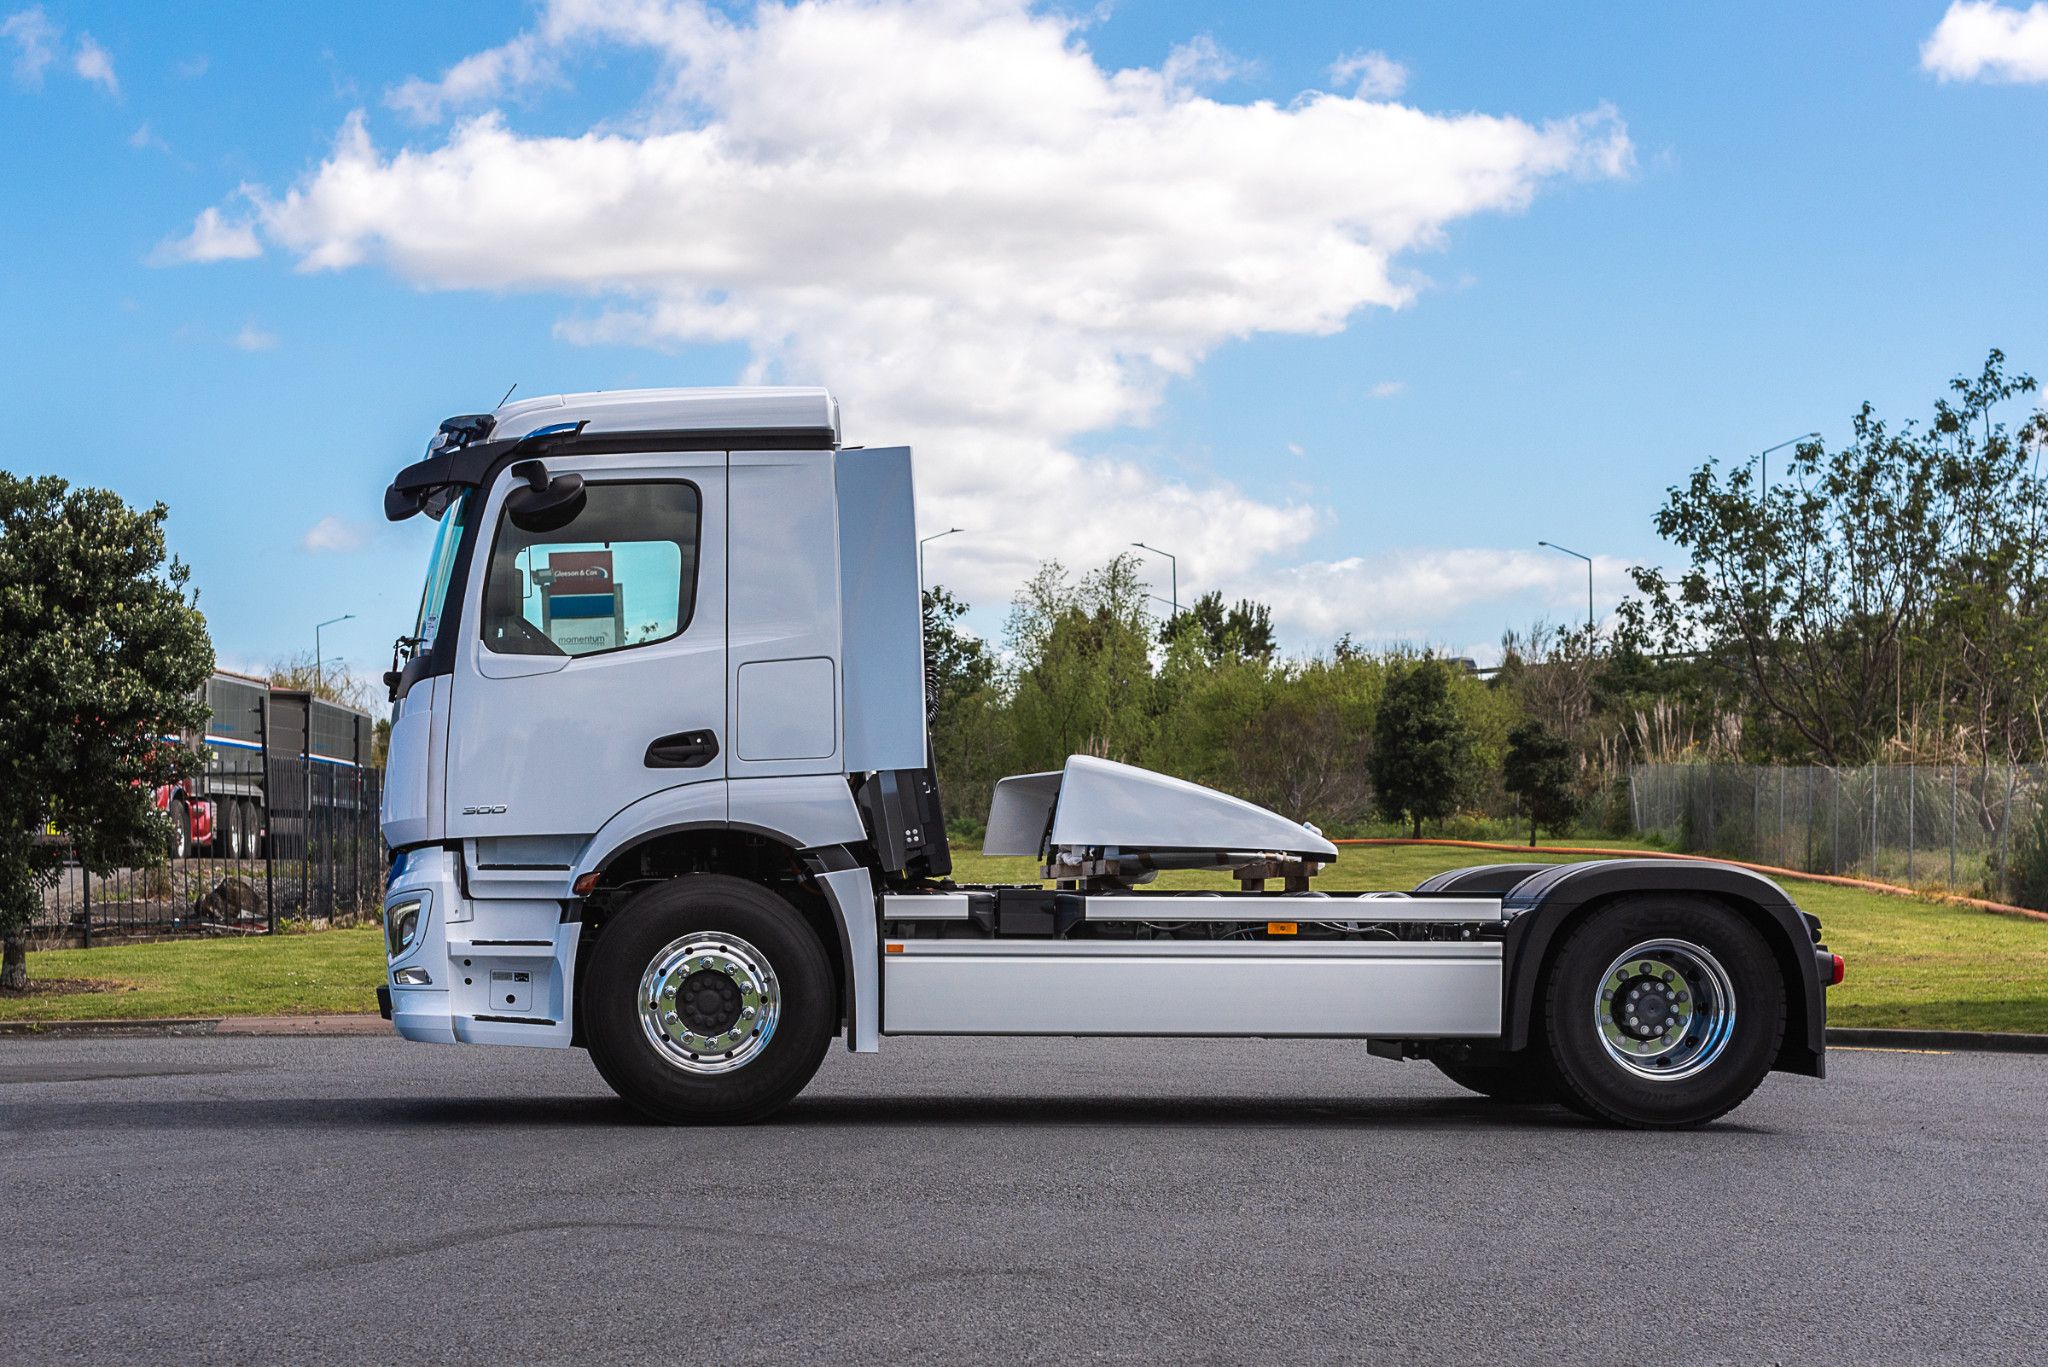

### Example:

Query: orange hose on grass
xmin=1330 ymin=837 xmax=2048 ymax=925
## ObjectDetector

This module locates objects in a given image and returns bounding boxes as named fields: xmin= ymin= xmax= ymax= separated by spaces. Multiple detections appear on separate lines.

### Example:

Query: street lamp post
xmin=314 ymin=614 xmax=355 ymax=697
xmin=918 ymin=528 xmax=963 ymax=594
xmin=1756 ymin=432 xmax=1821 ymax=502
xmin=1130 ymin=542 xmax=1177 ymax=622
xmin=1537 ymin=541 xmax=1594 ymax=633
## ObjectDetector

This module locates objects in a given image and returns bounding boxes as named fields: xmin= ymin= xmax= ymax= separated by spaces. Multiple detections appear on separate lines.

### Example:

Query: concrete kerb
xmin=0 ymin=1014 xmax=391 ymax=1038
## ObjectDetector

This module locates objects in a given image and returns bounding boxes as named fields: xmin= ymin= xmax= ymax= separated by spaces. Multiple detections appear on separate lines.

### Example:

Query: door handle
xmin=645 ymin=729 xmax=720 ymax=769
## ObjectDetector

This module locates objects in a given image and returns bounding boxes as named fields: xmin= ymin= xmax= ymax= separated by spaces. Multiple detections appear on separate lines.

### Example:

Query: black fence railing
xmin=33 ymin=755 xmax=385 ymax=947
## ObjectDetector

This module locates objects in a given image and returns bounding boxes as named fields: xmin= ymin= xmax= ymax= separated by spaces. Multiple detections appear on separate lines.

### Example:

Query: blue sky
xmin=4 ymin=1 xmax=2046 ymax=692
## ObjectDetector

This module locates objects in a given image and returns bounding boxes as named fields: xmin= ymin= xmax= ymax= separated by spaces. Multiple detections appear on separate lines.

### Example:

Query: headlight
xmin=385 ymin=896 xmax=425 ymax=958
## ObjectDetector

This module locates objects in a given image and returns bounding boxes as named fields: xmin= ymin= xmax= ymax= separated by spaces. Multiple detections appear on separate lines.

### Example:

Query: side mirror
xmin=384 ymin=484 xmax=424 ymax=522
xmin=505 ymin=460 xmax=586 ymax=533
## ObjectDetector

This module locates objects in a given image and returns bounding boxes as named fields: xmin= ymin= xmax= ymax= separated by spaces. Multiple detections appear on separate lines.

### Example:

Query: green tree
xmin=1622 ymin=352 xmax=2048 ymax=765
xmin=1370 ymin=658 xmax=1474 ymax=837
xmin=269 ymin=650 xmax=375 ymax=710
xmin=921 ymin=585 xmax=996 ymax=718
xmin=1502 ymin=720 xmax=1578 ymax=846
xmin=1005 ymin=555 xmax=1156 ymax=768
xmin=0 ymin=475 xmax=213 ymax=989
xmin=1160 ymin=591 xmax=1277 ymax=663
xmin=921 ymin=586 xmax=1008 ymax=831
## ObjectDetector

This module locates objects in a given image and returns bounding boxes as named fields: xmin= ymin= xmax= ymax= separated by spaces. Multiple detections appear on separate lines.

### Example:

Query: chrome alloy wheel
xmin=637 ymin=933 xmax=781 ymax=1075
xmin=1593 ymin=938 xmax=1737 ymax=1081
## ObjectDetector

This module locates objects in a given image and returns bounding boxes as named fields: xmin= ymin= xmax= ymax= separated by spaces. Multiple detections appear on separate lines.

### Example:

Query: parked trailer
xmin=376 ymin=387 xmax=1843 ymax=1128
xmin=155 ymin=672 xmax=375 ymax=860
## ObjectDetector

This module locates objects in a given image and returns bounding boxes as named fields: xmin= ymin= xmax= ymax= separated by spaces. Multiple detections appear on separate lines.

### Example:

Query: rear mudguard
xmin=1428 ymin=860 xmax=1828 ymax=1078
xmin=1412 ymin=863 xmax=1558 ymax=896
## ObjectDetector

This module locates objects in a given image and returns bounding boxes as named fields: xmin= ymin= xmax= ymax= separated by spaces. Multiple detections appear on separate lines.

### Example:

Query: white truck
xmin=376 ymin=387 xmax=1842 ymax=1128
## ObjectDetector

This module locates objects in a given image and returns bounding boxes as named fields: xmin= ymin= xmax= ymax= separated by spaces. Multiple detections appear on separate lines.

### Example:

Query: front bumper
xmin=382 ymin=845 xmax=578 ymax=1049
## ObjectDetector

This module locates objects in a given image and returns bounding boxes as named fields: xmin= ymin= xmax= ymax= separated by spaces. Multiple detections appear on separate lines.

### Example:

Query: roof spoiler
xmin=382 ymin=421 xmax=837 ymax=521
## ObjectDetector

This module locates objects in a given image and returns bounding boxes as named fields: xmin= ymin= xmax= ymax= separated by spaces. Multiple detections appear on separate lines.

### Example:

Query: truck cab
xmin=379 ymin=386 xmax=1838 ymax=1129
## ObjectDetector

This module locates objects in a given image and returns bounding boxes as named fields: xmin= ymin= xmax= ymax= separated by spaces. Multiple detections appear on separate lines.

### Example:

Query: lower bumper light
xmin=393 ymin=966 xmax=433 ymax=986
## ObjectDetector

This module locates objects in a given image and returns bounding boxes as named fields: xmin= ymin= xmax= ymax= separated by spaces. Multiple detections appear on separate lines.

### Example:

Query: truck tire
xmin=167 ymin=797 xmax=191 ymax=862
xmin=583 ymin=875 xmax=836 ymax=1125
xmin=246 ymin=802 xmax=266 ymax=859
xmin=224 ymin=801 xmax=245 ymax=860
xmin=1541 ymin=894 xmax=1785 ymax=1129
xmin=1429 ymin=1046 xmax=1561 ymax=1105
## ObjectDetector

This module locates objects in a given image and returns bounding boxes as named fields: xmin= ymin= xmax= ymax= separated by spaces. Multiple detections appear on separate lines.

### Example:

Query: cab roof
xmin=489 ymin=386 xmax=840 ymax=445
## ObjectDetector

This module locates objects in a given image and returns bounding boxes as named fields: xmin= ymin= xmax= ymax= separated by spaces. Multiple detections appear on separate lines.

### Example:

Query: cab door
xmin=445 ymin=452 xmax=727 ymax=841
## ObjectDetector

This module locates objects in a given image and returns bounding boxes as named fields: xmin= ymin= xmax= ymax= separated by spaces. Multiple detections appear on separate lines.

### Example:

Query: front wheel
xmin=1542 ymin=895 xmax=1785 ymax=1129
xmin=583 ymin=875 xmax=837 ymax=1125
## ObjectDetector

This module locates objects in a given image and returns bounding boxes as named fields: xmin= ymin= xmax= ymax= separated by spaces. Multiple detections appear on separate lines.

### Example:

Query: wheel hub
xmin=677 ymin=969 xmax=743 ymax=1035
xmin=1593 ymin=939 xmax=1736 ymax=1081
xmin=637 ymin=933 xmax=781 ymax=1075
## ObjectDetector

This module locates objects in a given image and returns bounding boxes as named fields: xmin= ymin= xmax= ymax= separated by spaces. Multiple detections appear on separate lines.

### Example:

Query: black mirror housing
xmin=505 ymin=463 xmax=587 ymax=533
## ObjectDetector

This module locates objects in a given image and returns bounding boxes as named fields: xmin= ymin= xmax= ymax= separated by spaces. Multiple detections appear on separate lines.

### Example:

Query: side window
xmin=480 ymin=481 xmax=701 ymax=658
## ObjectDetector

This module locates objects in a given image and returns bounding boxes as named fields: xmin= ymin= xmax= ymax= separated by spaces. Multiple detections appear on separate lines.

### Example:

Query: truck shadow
xmin=0 ymin=1091 xmax=1766 ymax=1135
xmin=778 ymin=1093 xmax=1770 ymax=1134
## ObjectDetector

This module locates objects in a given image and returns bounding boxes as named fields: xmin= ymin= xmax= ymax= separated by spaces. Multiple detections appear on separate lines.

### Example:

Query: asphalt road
xmin=4 ymin=1035 xmax=2045 ymax=1365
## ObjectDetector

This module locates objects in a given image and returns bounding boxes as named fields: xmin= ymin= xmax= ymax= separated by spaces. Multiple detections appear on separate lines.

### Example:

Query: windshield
xmin=412 ymin=491 xmax=470 ymax=647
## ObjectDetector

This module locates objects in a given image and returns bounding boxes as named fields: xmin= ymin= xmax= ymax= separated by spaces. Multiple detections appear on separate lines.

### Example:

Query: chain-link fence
xmin=1630 ymin=762 xmax=2045 ymax=898
xmin=32 ymin=754 xmax=385 ymax=948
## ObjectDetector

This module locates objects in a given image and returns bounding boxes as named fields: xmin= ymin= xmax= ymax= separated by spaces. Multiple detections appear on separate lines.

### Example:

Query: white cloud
xmin=1329 ymin=48 xmax=1407 ymax=100
xmin=71 ymin=30 xmax=113 ymax=94
xmin=151 ymin=204 xmax=262 ymax=264
xmin=128 ymin=121 xmax=168 ymax=153
xmin=1159 ymin=34 xmax=1245 ymax=94
xmin=1922 ymin=1 xmax=2048 ymax=82
xmin=384 ymin=7 xmax=584 ymax=122
xmin=301 ymin=515 xmax=368 ymax=553
xmin=175 ymin=54 xmax=208 ymax=79
xmin=1248 ymin=548 xmax=1627 ymax=642
xmin=1367 ymin=379 xmax=1406 ymax=399
xmin=232 ymin=322 xmax=278 ymax=351
xmin=184 ymin=0 xmax=1630 ymax=635
xmin=2 ymin=6 xmax=57 ymax=85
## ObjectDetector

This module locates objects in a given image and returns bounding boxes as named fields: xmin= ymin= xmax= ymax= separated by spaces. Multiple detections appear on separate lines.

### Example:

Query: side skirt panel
xmin=882 ymin=940 xmax=1502 ymax=1038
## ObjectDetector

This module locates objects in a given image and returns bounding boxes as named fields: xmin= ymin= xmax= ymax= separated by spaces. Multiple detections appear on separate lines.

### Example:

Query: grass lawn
xmin=2 ymin=926 xmax=385 ymax=1023
xmin=949 ymin=842 xmax=2048 ymax=1034
xmin=5 ymin=844 xmax=2044 ymax=1032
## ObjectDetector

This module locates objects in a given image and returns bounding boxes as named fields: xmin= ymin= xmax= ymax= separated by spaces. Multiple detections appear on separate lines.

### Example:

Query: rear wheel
xmin=246 ymin=802 xmax=266 ymax=859
xmin=1429 ymin=1045 xmax=1562 ymax=1105
xmin=1542 ymin=895 xmax=1784 ymax=1128
xmin=583 ymin=875 xmax=836 ymax=1125
xmin=224 ymin=801 xmax=246 ymax=860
